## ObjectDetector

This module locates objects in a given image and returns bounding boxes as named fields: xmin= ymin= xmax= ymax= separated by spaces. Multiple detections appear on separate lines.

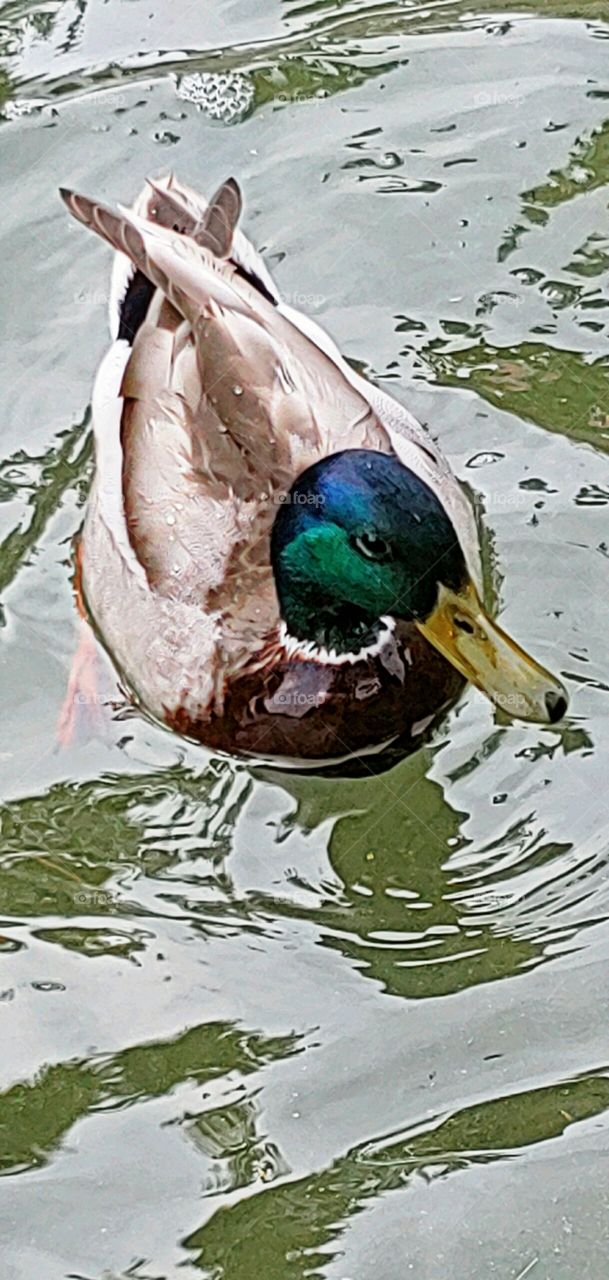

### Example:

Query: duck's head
xmin=271 ymin=449 xmax=568 ymax=725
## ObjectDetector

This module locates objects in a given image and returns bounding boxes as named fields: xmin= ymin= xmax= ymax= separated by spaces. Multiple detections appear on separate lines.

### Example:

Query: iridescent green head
xmin=272 ymin=449 xmax=466 ymax=651
xmin=271 ymin=449 xmax=568 ymax=725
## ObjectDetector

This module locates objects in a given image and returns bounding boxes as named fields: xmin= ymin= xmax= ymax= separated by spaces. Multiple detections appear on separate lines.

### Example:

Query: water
xmin=2 ymin=1 xmax=609 ymax=1276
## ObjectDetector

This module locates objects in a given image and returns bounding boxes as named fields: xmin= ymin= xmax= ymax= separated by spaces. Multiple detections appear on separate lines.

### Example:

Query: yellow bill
xmin=416 ymin=582 xmax=568 ymax=725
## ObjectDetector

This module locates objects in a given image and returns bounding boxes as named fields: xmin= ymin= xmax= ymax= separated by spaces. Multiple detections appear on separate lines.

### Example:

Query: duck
xmin=60 ymin=173 xmax=568 ymax=766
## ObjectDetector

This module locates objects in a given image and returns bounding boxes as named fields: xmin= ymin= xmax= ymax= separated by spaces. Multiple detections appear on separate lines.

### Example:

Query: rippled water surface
xmin=3 ymin=1 xmax=609 ymax=1276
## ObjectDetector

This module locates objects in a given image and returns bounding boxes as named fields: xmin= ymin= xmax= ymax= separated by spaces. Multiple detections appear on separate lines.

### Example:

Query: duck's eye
xmin=353 ymin=532 xmax=392 ymax=561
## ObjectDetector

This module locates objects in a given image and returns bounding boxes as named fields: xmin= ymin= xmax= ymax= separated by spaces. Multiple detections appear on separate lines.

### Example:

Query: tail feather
xmin=202 ymin=178 xmax=242 ymax=257
xmin=60 ymin=188 xmax=149 ymax=270
xmin=144 ymin=178 xmax=200 ymax=235
xmin=60 ymin=186 xmax=247 ymax=329
xmin=145 ymin=176 xmax=241 ymax=257
xmin=62 ymin=174 xmax=281 ymax=333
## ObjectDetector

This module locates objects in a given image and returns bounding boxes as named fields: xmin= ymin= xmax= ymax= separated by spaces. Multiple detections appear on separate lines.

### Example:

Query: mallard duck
xmin=60 ymin=174 xmax=568 ymax=765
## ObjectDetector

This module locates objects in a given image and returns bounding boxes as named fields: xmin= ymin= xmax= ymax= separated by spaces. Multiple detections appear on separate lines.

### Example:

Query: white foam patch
xmin=176 ymin=72 xmax=254 ymax=123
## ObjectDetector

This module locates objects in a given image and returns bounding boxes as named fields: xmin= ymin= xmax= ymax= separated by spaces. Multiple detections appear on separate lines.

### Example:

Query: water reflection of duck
xmin=60 ymin=175 xmax=567 ymax=765
xmin=255 ymin=751 xmax=540 ymax=1000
